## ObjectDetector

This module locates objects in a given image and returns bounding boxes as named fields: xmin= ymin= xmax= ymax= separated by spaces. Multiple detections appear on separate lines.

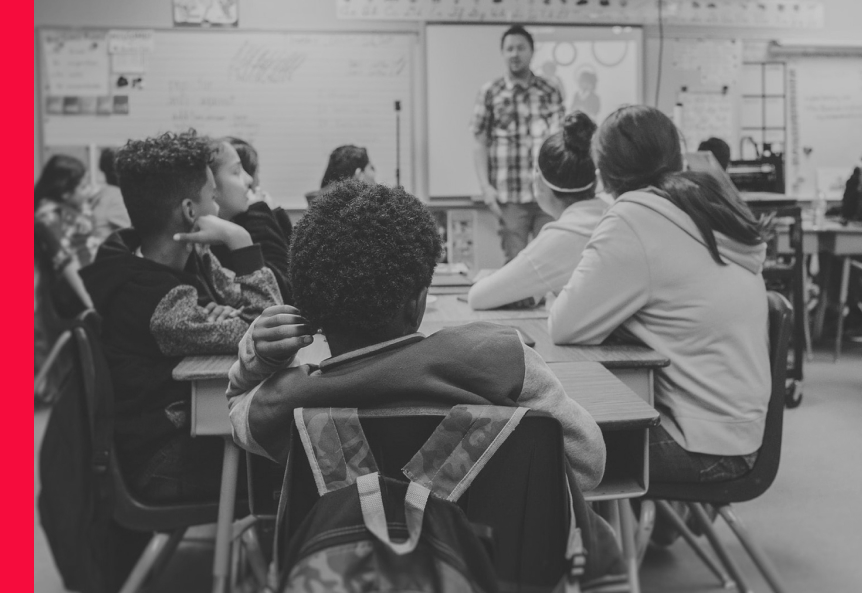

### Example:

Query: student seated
xmin=697 ymin=137 xmax=731 ymax=171
xmin=34 ymin=155 xmax=97 ymax=316
xmin=548 ymin=106 xmax=770 ymax=492
xmin=305 ymin=145 xmax=376 ymax=204
xmin=90 ymin=147 xmax=132 ymax=243
xmin=80 ymin=131 xmax=282 ymax=502
xmin=209 ymin=139 xmax=293 ymax=302
xmin=226 ymin=179 xmax=605 ymax=493
xmin=468 ymin=111 xmax=609 ymax=310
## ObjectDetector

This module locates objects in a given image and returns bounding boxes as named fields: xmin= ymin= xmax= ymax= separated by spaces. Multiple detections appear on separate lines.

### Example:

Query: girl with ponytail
xmin=549 ymin=105 xmax=771 ymax=496
xmin=468 ymin=111 xmax=610 ymax=310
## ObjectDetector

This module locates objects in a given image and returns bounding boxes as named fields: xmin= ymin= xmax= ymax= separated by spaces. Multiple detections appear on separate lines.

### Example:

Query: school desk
xmin=420 ymin=316 xmax=669 ymax=406
xmin=776 ymin=219 xmax=862 ymax=357
xmin=422 ymin=293 xmax=550 ymax=323
xmin=173 ymin=345 xmax=659 ymax=593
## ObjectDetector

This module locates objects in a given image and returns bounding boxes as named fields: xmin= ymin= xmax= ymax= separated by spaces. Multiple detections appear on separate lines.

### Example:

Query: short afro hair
xmin=115 ymin=130 xmax=214 ymax=238
xmin=289 ymin=179 xmax=442 ymax=337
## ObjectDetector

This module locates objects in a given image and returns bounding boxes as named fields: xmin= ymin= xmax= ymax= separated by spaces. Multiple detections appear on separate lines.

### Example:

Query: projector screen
xmin=426 ymin=25 xmax=643 ymax=198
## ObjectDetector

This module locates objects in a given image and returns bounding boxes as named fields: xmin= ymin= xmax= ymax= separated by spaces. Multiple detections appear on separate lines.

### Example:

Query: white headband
xmin=536 ymin=167 xmax=596 ymax=194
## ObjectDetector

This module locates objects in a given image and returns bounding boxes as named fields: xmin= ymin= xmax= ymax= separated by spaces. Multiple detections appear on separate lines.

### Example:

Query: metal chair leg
xmin=635 ymin=500 xmax=655 ymax=566
xmin=617 ymin=500 xmax=641 ymax=593
xmin=144 ymin=528 xmax=187 ymax=589
xmin=654 ymin=501 xmax=733 ymax=588
xmin=688 ymin=503 xmax=752 ymax=593
xmin=34 ymin=330 xmax=72 ymax=400
xmin=718 ymin=506 xmax=787 ymax=593
xmin=835 ymin=257 xmax=851 ymax=361
xmin=119 ymin=533 xmax=172 ymax=593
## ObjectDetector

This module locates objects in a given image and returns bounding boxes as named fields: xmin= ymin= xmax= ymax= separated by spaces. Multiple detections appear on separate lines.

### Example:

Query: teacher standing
xmin=471 ymin=25 xmax=565 ymax=261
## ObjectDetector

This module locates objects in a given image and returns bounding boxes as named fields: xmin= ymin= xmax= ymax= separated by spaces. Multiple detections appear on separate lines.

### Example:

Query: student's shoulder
xmin=426 ymin=322 xmax=523 ymax=357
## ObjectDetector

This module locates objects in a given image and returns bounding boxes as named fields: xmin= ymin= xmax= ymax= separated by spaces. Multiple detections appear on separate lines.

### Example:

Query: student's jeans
xmin=133 ymin=433 xmax=246 ymax=504
xmin=498 ymin=201 xmax=554 ymax=262
xmin=649 ymin=424 xmax=758 ymax=484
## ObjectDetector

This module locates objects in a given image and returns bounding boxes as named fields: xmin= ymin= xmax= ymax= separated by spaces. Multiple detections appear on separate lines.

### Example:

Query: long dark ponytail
xmin=592 ymin=105 xmax=764 ymax=264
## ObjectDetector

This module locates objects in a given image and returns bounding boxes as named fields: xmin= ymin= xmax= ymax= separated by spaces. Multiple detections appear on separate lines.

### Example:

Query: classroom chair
xmin=61 ymin=311 xmax=263 ymax=593
xmin=259 ymin=406 xmax=627 ymax=593
xmin=755 ymin=205 xmax=806 ymax=407
xmin=647 ymin=291 xmax=792 ymax=593
xmin=834 ymin=256 xmax=862 ymax=360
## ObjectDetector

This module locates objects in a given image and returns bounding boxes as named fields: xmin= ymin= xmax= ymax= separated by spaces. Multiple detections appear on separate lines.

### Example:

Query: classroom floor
xmin=34 ymin=343 xmax=862 ymax=593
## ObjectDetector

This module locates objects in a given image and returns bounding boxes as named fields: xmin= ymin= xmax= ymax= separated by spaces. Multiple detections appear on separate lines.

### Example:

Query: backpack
xmin=37 ymin=312 xmax=149 ymax=593
xmin=272 ymin=405 xmax=589 ymax=593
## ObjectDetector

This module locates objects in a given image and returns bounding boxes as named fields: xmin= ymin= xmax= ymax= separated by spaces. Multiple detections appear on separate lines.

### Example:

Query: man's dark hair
xmin=698 ymin=137 xmax=731 ymax=171
xmin=115 ymin=130 xmax=214 ymax=238
xmin=501 ymin=25 xmax=534 ymax=51
xmin=99 ymin=147 xmax=120 ymax=186
xmin=290 ymin=179 xmax=442 ymax=338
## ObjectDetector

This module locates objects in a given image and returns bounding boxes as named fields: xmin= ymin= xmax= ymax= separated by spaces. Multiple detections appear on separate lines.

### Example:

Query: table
xmin=174 ymin=344 xmax=659 ymax=593
xmin=423 ymin=294 xmax=549 ymax=323
xmin=421 ymin=317 xmax=669 ymax=406
xmin=776 ymin=220 xmax=862 ymax=358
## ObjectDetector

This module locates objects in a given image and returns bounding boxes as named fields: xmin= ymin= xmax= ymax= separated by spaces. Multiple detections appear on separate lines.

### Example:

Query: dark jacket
xmin=79 ymin=229 xmax=281 ymax=478
xmin=211 ymin=201 xmax=293 ymax=303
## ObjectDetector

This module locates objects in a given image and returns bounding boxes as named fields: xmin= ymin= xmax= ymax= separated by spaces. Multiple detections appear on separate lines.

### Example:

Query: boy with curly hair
xmin=226 ymin=179 xmax=605 ymax=493
xmin=80 ymin=130 xmax=281 ymax=502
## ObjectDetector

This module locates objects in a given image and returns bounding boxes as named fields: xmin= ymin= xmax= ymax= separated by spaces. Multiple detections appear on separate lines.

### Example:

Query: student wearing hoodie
xmin=80 ymin=131 xmax=281 ymax=502
xmin=549 ymin=105 xmax=771 ymax=487
xmin=468 ymin=111 xmax=609 ymax=310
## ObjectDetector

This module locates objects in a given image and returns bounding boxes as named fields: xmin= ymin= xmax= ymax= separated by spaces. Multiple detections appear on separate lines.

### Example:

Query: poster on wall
xmin=173 ymin=0 xmax=239 ymax=27
xmin=43 ymin=31 xmax=110 ymax=97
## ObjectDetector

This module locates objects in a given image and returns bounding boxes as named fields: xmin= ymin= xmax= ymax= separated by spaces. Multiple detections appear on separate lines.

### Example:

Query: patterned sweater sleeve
xmin=226 ymin=320 xmax=298 ymax=459
xmin=149 ymin=245 xmax=282 ymax=357
xmin=515 ymin=342 xmax=606 ymax=493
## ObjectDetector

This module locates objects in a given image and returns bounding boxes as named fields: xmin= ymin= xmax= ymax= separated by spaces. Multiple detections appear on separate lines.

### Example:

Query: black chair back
xmin=273 ymin=407 xmax=572 ymax=590
xmin=72 ymin=311 xmax=220 ymax=532
xmin=648 ymin=291 xmax=792 ymax=504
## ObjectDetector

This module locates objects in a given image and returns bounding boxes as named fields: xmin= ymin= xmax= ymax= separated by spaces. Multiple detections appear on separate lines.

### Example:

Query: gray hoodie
xmin=549 ymin=190 xmax=771 ymax=457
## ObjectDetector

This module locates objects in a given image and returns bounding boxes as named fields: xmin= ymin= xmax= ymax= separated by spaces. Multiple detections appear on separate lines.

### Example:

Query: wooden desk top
xmin=548 ymin=362 xmax=659 ymax=429
xmin=421 ymin=318 xmax=670 ymax=369
xmin=422 ymin=294 xmax=549 ymax=324
xmin=173 ymin=355 xmax=658 ymax=432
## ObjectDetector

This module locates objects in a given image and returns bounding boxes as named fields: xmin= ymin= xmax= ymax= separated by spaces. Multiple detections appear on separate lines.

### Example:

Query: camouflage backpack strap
xmin=402 ymin=405 xmax=529 ymax=502
xmin=293 ymin=408 xmax=379 ymax=496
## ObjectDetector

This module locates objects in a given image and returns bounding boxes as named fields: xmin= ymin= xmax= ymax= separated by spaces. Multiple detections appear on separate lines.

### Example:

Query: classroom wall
xmin=35 ymin=0 xmax=862 ymax=177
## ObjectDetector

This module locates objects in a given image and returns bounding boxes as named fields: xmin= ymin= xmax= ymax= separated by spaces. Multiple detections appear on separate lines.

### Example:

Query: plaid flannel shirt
xmin=470 ymin=74 xmax=564 ymax=204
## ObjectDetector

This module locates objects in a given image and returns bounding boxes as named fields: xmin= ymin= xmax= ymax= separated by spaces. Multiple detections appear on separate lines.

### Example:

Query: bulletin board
xmin=37 ymin=28 xmax=417 ymax=207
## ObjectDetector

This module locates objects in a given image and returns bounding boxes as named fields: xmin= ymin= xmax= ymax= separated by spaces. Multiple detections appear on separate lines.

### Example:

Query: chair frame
xmin=647 ymin=292 xmax=793 ymax=593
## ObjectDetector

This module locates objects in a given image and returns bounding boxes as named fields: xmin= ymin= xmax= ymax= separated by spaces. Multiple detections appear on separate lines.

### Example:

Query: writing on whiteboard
xmin=229 ymin=42 xmax=308 ymax=84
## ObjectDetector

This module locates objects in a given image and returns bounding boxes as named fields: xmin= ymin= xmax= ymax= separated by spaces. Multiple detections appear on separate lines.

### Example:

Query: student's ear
xmin=404 ymin=286 xmax=428 ymax=331
xmin=180 ymin=198 xmax=197 ymax=228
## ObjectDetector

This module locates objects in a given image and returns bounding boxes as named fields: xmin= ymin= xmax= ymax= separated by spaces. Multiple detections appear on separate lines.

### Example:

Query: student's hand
xmin=204 ymin=302 xmax=242 ymax=323
xmin=481 ymin=184 xmax=503 ymax=220
xmin=252 ymin=305 xmax=315 ymax=362
xmin=174 ymin=215 xmax=253 ymax=251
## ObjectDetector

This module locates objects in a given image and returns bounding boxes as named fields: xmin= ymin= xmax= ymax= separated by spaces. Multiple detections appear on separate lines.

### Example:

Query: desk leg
xmin=617 ymin=499 xmax=641 ymax=593
xmin=212 ymin=438 xmax=241 ymax=593
xmin=812 ymin=253 xmax=830 ymax=341
xmin=835 ymin=257 xmax=851 ymax=362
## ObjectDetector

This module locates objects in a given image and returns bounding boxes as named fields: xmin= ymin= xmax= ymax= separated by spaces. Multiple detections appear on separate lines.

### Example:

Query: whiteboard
xmin=426 ymin=25 xmax=642 ymax=198
xmin=38 ymin=29 xmax=416 ymax=207
xmin=786 ymin=57 xmax=862 ymax=197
